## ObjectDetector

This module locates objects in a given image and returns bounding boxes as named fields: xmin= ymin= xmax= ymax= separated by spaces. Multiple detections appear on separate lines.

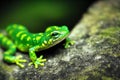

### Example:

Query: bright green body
xmin=0 ymin=24 xmax=74 ymax=68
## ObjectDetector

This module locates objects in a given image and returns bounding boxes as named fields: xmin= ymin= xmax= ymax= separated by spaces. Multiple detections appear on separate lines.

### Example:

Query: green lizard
xmin=0 ymin=24 xmax=74 ymax=68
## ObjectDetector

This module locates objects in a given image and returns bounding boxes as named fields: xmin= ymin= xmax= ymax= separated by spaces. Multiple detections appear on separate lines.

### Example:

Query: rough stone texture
xmin=0 ymin=0 xmax=120 ymax=80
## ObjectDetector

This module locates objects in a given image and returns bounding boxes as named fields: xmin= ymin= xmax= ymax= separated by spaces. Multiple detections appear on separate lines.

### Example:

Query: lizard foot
xmin=28 ymin=55 xmax=46 ymax=68
xmin=15 ymin=55 xmax=27 ymax=68
xmin=64 ymin=38 xmax=75 ymax=48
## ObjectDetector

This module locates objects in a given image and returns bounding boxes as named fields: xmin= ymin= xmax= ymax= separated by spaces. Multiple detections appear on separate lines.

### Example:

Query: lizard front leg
xmin=64 ymin=38 xmax=75 ymax=48
xmin=28 ymin=46 xmax=46 ymax=68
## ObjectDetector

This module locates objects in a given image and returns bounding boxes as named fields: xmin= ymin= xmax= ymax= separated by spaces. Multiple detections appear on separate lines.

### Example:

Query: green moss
xmin=86 ymin=26 xmax=120 ymax=58
xmin=99 ymin=27 xmax=120 ymax=44
xmin=100 ymin=27 xmax=120 ymax=37
xmin=102 ymin=76 xmax=114 ymax=80
xmin=88 ymin=27 xmax=120 ymax=45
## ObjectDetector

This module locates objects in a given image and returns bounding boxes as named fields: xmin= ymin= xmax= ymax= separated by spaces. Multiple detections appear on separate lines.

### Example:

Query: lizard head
xmin=44 ymin=25 xmax=69 ymax=48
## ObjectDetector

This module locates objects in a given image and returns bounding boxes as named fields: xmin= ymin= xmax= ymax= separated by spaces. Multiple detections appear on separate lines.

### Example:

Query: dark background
xmin=0 ymin=0 xmax=97 ymax=32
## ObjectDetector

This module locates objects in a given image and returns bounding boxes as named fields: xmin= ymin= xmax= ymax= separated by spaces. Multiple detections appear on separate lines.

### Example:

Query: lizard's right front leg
xmin=28 ymin=46 xmax=46 ymax=68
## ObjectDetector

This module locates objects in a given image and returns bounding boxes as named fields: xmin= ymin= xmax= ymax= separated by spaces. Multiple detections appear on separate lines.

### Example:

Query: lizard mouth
xmin=44 ymin=32 xmax=69 ymax=50
xmin=52 ymin=33 xmax=69 ymax=46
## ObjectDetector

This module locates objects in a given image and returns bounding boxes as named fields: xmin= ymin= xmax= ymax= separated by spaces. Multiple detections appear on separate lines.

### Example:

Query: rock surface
xmin=0 ymin=0 xmax=120 ymax=80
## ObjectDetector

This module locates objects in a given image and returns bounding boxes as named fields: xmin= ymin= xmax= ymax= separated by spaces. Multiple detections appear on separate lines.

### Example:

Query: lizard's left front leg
xmin=28 ymin=46 xmax=46 ymax=68
xmin=64 ymin=38 xmax=75 ymax=48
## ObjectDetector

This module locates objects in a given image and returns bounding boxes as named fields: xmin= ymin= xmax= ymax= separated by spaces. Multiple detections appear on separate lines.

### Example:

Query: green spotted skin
xmin=0 ymin=33 xmax=16 ymax=63
xmin=0 ymin=24 xmax=74 ymax=68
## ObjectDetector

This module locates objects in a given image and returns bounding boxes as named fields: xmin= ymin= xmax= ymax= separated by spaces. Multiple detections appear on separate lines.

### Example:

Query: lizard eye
xmin=51 ymin=31 xmax=60 ymax=38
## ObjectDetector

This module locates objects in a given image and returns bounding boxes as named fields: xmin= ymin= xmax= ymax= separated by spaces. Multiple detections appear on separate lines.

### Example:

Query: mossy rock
xmin=0 ymin=0 xmax=120 ymax=80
